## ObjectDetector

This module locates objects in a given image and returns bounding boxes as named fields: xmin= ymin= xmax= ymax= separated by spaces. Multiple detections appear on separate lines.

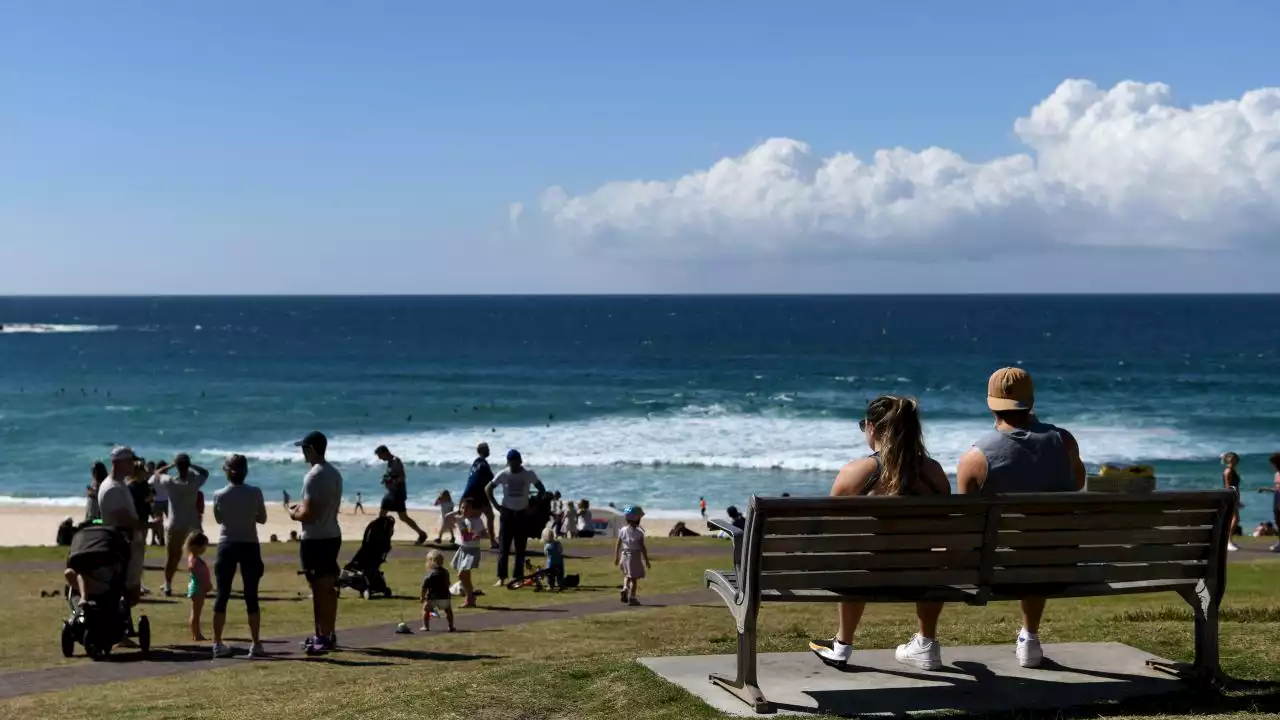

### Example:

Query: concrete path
xmin=641 ymin=642 xmax=1182 ymax=717
xmin=0 ymin=589 xmax=714 ymax=701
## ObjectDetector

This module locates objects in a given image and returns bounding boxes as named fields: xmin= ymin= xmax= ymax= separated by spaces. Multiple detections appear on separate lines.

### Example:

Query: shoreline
xmin=0 ymin=501 xmax=700 ymax=548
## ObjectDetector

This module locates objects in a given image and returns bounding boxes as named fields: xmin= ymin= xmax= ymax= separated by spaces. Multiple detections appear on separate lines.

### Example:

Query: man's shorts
xmin=299 ymin=537 xmax=342 ymax=579
xmin=166 ymin=524 xmax=198 ymax=548
xmin=126 ymin=535 xmax=146 ymax=590
xmin=381 ymin=491 xmax=408 ymax=514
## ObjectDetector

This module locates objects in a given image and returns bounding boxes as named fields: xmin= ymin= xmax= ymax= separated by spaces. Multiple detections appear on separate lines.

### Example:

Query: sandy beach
xmin=0 ymin=501 xmax=693 ymax=548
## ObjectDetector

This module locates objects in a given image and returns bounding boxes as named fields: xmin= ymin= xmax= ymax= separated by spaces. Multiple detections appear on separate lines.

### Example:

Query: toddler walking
xmin=185 ymin=532 xmax=212 ymax=641
xmin=420 ymin=550 xmax=456 ymax=632
xmin=614 ymin=505 xmax=651 ymax=606
xmin=434 ymin=490 xmax=456 ymax=545
xmin=449 ymin=497 xmax=486 ymax=607
xmin=542 ymin=527 xmax=565 ymax=590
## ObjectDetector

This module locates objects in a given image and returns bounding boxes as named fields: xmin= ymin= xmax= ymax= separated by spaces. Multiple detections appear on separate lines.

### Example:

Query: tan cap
xmin=987 ymin=367 xmax=1034 ymax=411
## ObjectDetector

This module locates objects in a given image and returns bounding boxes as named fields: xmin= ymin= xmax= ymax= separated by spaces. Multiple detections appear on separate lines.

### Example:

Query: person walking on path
xmin=485 ymin=449 xmax=546 ymax=587
xmin=1222 ymin=452 xmax=1243 ymax=552
xmin=211 ymin=454 xmax=267 ymax=659
xmin=152 ymin=454 xmax=210 ymax=597
xmin=286 ymin=431 xmax=344 ymax=656
xmin=375 ymin=445 xmax=429 ymax=545
xmin=463 ymin=442 xmax=499 ymax=549
xmin=956 ymin=368 xmax=1085 ymax=669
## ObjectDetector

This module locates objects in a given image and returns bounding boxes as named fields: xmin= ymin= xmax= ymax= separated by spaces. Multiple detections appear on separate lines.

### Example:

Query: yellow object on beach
xmin=1098 ymin=463 xmax=1156 ymax=479
xmin=1087 ymin=464 xmax=1156 ymax=493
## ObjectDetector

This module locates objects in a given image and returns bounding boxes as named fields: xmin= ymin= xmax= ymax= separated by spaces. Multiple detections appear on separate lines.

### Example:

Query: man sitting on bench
xmin=956 ymin=367 xmax=1086 ymax=668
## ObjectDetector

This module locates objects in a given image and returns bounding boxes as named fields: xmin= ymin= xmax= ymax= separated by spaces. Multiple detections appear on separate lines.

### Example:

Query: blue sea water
xmin=1 ymin=296 xmax=1278 ymax=529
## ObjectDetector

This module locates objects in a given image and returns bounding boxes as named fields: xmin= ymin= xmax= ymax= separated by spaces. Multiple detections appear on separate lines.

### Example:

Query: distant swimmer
xmin=376 ymin=445 xmax=429 ymax=545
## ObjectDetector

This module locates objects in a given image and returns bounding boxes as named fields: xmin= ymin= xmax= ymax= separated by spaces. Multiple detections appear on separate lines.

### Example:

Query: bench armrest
xmin=708 ymin=519 xmax=744 ymax=572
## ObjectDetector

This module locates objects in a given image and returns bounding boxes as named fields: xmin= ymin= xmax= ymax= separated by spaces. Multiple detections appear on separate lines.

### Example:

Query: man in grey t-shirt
xmin=285 ymin=431 xmax=343 ymax=655
xmin=957 ymin=368 xmax=1086 ymax=670
xmin=99 ymin=447 xmax=147 ymax=608
xmin=151 ymin=453 xmax=209 ymax=597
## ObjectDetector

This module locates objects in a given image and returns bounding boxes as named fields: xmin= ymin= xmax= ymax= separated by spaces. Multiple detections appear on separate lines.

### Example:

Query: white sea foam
xmin=209 ymin=405 xmax=1241 ymax=475
xmin=0 ymin=323 xmax=118 ymax=334
xmin=0 ymin=495 xmax=87 ymax=507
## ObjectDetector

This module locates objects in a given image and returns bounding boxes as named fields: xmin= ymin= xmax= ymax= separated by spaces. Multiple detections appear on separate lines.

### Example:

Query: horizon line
xmin=3 ymin=291 xmax=1280 ymax=299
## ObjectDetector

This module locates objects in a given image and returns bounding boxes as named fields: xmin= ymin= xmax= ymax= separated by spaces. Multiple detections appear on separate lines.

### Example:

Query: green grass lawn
xmin=1 ymin=540 xmax=1277 ymax=720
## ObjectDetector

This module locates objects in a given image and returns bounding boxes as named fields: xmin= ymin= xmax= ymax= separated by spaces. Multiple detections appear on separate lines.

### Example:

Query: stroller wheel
xmin=60 ymin=622 xmax=75 ymax=658
xmin=86 ymin=642 xmax=109 ymax=661
xmin=137 ymin=616 xmax=151 ymax=655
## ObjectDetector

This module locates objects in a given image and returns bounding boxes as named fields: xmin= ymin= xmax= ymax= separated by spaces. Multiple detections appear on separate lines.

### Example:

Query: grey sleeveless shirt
xmin=973 ymin=422 xmax=1074 ymax=494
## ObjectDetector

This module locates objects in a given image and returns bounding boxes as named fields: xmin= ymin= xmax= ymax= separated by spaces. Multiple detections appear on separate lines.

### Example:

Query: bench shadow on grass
xmin=774 ymin=660 xmax=1280 ymax=719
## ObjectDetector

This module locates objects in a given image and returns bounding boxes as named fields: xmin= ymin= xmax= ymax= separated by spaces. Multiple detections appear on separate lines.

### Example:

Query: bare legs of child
xmin=459 ymin=569 xmax=477 ymax=608
xmin=64 ymin=569 xmax=90 ymax=606
xmin=422 ymin=602 xmax=457 ymax=632
xmin=190 ymin=595 xmax=206 ymax=641
xmin=621 ymin=577 xmax=640 ymax=605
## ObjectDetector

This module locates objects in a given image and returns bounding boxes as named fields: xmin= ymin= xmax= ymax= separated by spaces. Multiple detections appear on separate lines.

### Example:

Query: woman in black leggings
xmin=210 ymin=454 xmax=268 ymax=658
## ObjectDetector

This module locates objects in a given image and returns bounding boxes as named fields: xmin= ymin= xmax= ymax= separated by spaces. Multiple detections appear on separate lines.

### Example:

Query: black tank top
xmin=858 ymin=453 xmax=940 ymax=497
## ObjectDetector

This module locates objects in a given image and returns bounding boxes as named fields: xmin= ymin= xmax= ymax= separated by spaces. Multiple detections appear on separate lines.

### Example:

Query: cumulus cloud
xmin=529 ymin=80 xmax=1280 ymax=258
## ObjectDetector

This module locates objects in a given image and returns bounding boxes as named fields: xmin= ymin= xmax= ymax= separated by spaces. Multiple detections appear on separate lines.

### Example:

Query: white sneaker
xmin=809 ymin=637 xmax=853 ymax=668
xmin=894 ymin=634 xmax=942 ymax=671
xmin=161 ymin=583 xmax=172 ymax=597
xmin=211 ymin=643 xmax=233 ymax=659
xmin=1016 ymin=630 xmax=1043 ymax=668
xmin=247 ymin=642 xmax=266 ymax=659
xmin=1227 ymin=543 xmax=1240 ymax=552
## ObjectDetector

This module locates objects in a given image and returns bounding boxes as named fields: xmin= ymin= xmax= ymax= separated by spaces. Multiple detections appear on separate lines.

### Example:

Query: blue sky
xmin=3 ymin=1 xmax=1278 ymax=293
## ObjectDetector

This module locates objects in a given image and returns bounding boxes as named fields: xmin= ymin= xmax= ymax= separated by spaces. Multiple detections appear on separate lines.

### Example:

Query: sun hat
xmin=623 ymin=505 xmax=645 ymax=519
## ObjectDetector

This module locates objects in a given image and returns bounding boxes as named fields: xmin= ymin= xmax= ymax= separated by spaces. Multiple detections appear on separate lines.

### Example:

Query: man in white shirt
xmin=99 ymin=446 xmax=147 ymax=607
xmin=485 ymin=449 xmax=546 ymax=587
xmin=286 ymin=431 xmax=343 ymax=656
xmin=151 ymin=453 xmax=209 ymax=597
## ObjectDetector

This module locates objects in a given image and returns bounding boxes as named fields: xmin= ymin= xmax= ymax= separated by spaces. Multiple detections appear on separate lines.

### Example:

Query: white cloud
xmin=530 ymin=80 xmax=1280 ymax=258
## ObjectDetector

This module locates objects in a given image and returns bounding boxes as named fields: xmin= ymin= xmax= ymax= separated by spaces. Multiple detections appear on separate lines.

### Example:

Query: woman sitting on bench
xmin=810 ymin=395 xmax=951 ymax=671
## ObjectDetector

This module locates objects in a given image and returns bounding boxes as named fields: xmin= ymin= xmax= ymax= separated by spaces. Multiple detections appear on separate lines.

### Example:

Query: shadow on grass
xmin=475 ymin=605 xmax=570 ymax=613
xmin=349 ymin=647 xmax=502 ymax=662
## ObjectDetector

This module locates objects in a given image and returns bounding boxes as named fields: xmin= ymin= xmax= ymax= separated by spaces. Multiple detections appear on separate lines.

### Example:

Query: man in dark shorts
xmin=957 ymin=368 xmax=1086 ymax=669
xmin=286 ymin=431 xmax=343 ymax=656
xmin=462 ymin=442 xmax=498 ymax=549
xmin=374 ymin=445 xmax=429 ymax=545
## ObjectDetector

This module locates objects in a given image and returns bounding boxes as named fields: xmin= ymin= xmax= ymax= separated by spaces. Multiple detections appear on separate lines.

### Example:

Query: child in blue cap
xmin=614 ymin=505 xmax=651 ymax=605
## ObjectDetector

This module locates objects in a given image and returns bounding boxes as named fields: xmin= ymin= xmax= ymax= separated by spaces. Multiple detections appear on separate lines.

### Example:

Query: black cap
xmin=295 ymin=430 xmax=327 ymax=454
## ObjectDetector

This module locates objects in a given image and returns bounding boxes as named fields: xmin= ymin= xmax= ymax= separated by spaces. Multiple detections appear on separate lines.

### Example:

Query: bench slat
xmin=765 ymin=515 xmax=986 ymax=536
xmin=995 ymin=528 xmax=1212 ymax=548
xmin=763 ymin=533 xmax=984 ymax=554
xmin=759 ymin=550 xmax=982 ymax=572
xmin=991 ymin=562 xmax=1207 ymax=585
xmin=759 ymin=568 xmax=980 ymax=591
xmin=1000 ymin=512 xmax=1214 ymax=531
xmin=992 ymin=544 xmax=1210 ymax=566
xmin=1000 ymin=499 xmax=1225 ymax=515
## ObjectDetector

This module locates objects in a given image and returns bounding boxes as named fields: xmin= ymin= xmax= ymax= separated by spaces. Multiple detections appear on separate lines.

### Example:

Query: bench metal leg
xmin=1146 ymin=582 xmax=1224 ymax=686
xmin=710 ymin=625 xmax=773 ymax=714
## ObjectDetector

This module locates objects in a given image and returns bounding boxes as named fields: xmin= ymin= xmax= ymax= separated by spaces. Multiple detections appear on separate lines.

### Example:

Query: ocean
xmin=1 ymin=296 xmax=1277 ymax=529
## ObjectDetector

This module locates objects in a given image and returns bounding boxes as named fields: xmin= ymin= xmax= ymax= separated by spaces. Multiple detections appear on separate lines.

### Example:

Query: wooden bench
xmin=705 ymin=490 xmax=1235 ymax=714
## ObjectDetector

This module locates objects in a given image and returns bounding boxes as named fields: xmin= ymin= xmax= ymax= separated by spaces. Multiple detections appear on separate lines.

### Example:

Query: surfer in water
xmin=376 ymin=445 xmax=429 ymax=545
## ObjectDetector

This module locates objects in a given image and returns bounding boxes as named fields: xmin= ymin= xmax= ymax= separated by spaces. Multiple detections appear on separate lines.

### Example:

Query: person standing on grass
xmin=615 ymin=506 xmax=651 ymax=605
xmin=99 ymin=447 xmax=148 ymax=611
xmin=956 ymin=368 xmax=1085 ymax=670
xmin=211 ymin=454 xmax=267 ymax=659
xmin=1221 ymin=452 xmax=1243 ymax=552
xmin=84 ymin=461 xmax=108 ymax=524
xmin=286 ymin=431 xmax=344 ymax=656
xmin=185 ymin=532 xmax=212 ymax=642
xmin=810 ymin=396 xmax=951 ymax=671
xmin=420 ymin=550 xmax=456 ymax=632
xmin=375 ymin=445 xmax=429 ymax=545
xmin=1258 ymin=453 xmax=1280 ymax=552
xmin=449 ymin=496 xmax=486 ymax=607
xmin=152 ymin=453 xmax=210 ymax=597
xmin=485 ymin=449 xmax=547 ymax=587
xmin=463 ymin=442 xmax=499 ymax=548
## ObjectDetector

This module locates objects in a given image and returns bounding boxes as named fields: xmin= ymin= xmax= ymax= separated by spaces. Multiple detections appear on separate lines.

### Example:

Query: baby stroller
xmin=338 ymin=516 xmax=394 ymax=599
xmin=60 ymin=523 xmax=150 ymax=660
